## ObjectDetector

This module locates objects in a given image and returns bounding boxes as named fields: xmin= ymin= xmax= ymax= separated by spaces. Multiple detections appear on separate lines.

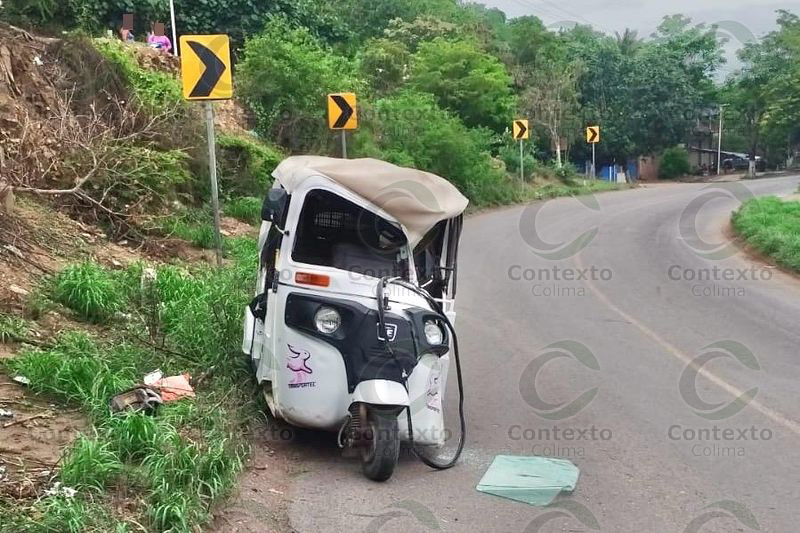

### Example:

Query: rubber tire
xmin=361 ymin=407 xmax=400 ymax=482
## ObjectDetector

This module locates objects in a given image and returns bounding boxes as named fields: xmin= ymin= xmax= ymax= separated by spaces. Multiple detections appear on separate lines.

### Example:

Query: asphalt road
xmin=278 ymin=176 xmax=800 ymax=533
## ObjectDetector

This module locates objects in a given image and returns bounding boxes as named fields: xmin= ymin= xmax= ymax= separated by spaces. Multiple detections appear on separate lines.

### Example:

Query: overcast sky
xmin=482 ymin=0 xmax=797 ymax=75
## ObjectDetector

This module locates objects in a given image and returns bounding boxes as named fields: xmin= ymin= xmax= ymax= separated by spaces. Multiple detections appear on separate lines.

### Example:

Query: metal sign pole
xmin=519 ymin=139 xmax=524 ymax=183
xmin=169 ymin=0 xmax=178 ymax=56
xmin=592 ymin=143 xmax=596 ymax=179
xmin=204 ymin=101 xmax=223 ymax=267
xmin=341 ymin=131 xmax=348 ymax=159
xmin=717 ymin=105 xmax=724 ymax=175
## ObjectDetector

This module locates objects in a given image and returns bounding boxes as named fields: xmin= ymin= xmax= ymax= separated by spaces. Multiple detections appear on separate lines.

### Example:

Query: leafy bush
xmin=238 ymin=18 xmax=363 ymax=151
xmin=224 ymin=196 xmax=262 ymax=225
xmin=552 ymin=161 xmax=582 ymax=182
xmin=52 ymin=263 xmax=121 ymax=323
xmin=733 ymin=197 xmax=800 ymax=272
xmin=93 ymin=39 xmax=183 ymax=114
xmin=217 ymin=134 xmax=283 ymax=196
xmin=353 ymin=90 xmax=508 ymax=205
xmin=0 ymin=0 xmax=74 ymax=28
xmin=408 ymin=38 xmax=515 ymax=131
xmin=94 ymin=146 xmax=194 ymax=210
xmin=499 ymin=142 xmax=536 ymax=181
xmin=659 ymin=146 xmax=691 ymax=179
xmin=65 ymin=0 xmax=349 ymax=52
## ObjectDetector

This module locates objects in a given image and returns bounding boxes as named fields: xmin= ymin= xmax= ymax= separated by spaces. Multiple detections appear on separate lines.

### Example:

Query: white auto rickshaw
xmin=242 ymin=156 xmax=467 ymax=481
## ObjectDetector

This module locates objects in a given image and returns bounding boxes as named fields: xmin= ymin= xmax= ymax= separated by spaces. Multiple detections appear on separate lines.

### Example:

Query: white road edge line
xmin=574 ymin=252 xmax=800 ymax=437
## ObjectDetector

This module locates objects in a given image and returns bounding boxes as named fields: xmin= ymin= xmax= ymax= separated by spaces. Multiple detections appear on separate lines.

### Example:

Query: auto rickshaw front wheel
xmin=361 ymin=406 xmax=400 ymax=481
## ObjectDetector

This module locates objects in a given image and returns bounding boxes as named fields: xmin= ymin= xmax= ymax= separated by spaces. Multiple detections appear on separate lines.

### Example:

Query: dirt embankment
xmin=0 ymin=23 xmax=265 ymax=515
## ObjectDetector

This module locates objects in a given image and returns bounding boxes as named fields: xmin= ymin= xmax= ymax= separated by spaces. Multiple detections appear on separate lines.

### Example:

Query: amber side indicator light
xmin=295 ymin=272 xmax=330 ymax=287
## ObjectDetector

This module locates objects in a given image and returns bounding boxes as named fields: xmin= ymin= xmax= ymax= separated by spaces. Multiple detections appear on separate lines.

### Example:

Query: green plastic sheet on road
xmin=476 ymin=455 xmax=580 ymax=506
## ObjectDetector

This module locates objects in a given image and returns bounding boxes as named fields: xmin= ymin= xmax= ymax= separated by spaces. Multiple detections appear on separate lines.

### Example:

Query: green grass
xmin=0 ymin=493 xmax=127 ymax=533
xmin=93 ymin=39 xmax=183 ymax=114
xmin=0 ymin=314 xmax=30 ymax=343
xmin=224 ymin=196 xmax=262 ymax=226
xmin=52 ymin=262 xmax=121 ymax=323
xmin=157 ymin=209 xmax=218 ymax=249
xmin=59 ymin=435 xmax=123 ymax=493
xmin=468 ymin=176 xmax=625 ymax=210
xmin=1 ymin=237 xmax=260 ymax=532
xmin=733 ymin=196 xmax=800 ymax=272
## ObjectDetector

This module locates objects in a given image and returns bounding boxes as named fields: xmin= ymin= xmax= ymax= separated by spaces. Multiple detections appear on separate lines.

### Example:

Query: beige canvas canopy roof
xmin=272 ymin=156 xmax=469 ymax=246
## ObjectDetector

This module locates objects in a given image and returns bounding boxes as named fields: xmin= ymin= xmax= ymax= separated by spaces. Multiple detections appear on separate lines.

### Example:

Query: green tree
xmin=733 ymin=10 xmax=800 ymax=169
xmin=353 ymin=91 xmax=507 ymax=202
xmin=341 ymin=0 xmax=462 ymax=41
xmin=615 ymin=28 xmax=642 ymax=57
xmin=238 ymin=18 xmax=363 ymax=152
xmin=383 ymin=16 xmax=459 ymax=50
xmin=358 ymin=38 xmax=411 ymax=94
xmin=408 ymin=38 xmax=515 ymax=131
xmin=508 ymin=16 xmax=556 ymax=70
xmin=519 ymin=47 xmax=582 ymax=167
xmin=565 ymin=15 xmax=724 ymax=164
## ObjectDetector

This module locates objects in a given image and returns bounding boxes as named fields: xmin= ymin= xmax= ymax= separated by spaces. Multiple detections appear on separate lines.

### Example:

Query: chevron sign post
xmin=586 ymin=126 xmax=600 ymax=179
xmin=513 ymin=120 xmax=529 ymax=183
xmin=328 ymin=93 xmax=358 ymax=159
xmin=180 ymin=34 xmax=233 ymax=266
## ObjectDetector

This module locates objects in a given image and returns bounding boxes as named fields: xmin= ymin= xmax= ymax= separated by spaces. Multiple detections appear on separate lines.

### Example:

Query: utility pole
xmin=717 ymin=104 xmax=725 ymax=175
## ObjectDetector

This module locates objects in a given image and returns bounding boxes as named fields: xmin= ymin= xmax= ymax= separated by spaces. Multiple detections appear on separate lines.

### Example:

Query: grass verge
xmin=732 ymin=196 xmax=800 ymax=272
xmin=0 ymin=236 xmax=260 ymax=532
xmin=468 ymin=177 xmax=628 ymax=212
xmin=155 ymin=208 xmax=219 ymax=250
xmin=223 ymin=197 xmax=262 ymax=226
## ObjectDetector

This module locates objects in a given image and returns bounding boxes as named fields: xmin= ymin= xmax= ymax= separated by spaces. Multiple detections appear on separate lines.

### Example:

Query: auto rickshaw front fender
xmin=351 ymin=379 xmax=410 ymax=407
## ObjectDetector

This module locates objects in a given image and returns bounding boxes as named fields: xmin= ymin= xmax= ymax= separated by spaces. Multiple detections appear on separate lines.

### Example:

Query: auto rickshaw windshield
xmin=292 ymin=189 xmax=410 ymax=280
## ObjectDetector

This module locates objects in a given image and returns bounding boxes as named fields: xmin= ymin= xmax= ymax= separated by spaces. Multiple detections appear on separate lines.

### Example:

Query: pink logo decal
xmin=287 ymin=344 xmax=316 ymax=389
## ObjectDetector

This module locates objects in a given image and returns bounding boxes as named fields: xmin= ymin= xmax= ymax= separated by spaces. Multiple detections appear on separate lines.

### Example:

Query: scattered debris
xmin=45 ymin=482 xmax=77 ymax=499
xmin=143 ymin=369 xmax=163 ymax=386
xmin=476 ymin=455 xmax=580 ymax=506
xmin=110 ymin=371 xmax=196 ymax=414
xmin=12 ymin=375 xmax=29 ymax=385
xmin=8 ymin=284 xmax=29 ymax=296
xmin=153 ymin=373 xmax=195 ymax=402
xmin=4 ymin=244 xmax=25 ymax=259
xmin=109 ymin=386 xmax=162 ymax=414
xmin=0 ymin=408 xmax=13 ymax=418
xmin=3 ymin=411 xmax=52 ymax=428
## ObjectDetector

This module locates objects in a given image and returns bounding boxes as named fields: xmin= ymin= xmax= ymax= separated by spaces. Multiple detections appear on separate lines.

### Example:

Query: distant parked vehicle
xmin=722 ymin=156 xmax=766 ymax=172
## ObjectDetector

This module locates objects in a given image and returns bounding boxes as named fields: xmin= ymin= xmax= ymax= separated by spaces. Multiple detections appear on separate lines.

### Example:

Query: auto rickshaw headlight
xmin=424 ymin=320 xmax=444 ymax=346
xmin=314 ymin=307 xmax=341 ymax=334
